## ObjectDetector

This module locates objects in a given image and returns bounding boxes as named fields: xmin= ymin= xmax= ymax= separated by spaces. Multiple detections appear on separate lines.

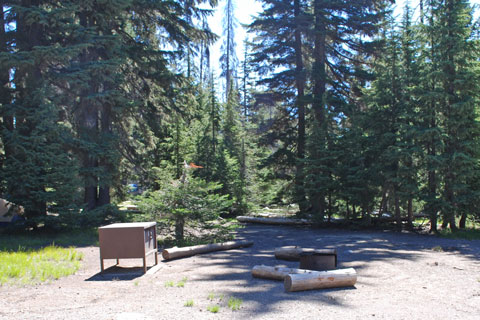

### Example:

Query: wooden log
xmin=236 ymin=216 xmax=311 ymax=225
xmin=162 ymin=240 xmax=254 ymax=260
xmin=284 ymin=268 xmax=357 ymax=292
xmin=252 ymin=265 xmax=321 ymax=280
xmin=274 ymin=247 xmax=336 ymax=261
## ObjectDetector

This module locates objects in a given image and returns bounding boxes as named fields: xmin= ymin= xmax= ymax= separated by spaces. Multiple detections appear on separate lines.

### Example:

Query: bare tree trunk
xmin=293 ymin=0 xmax=307 ymax=212
xmin=394 ymin=189 xmax=401 ymax=228
xmin=97 ymin=105 xmax=112 ymax=207
xmin=459 ymin=212 xmax=467 ymax=229
xmin=378 ymin=184 xmax=388 ymax=217
xmin=443 ymin=0 xmax=457 ymax=232
xmin=175 ymin=216 xmax=185 ymax=240
xmin=310 ymin=0 xmax=327 ymax=217
xmin=78 ymin=12 xmax=99 ymax=210
xmin=407 ymin=198 xmax=413 ymax=229
xmin=0 ymin=2 xmax=13 ymax=161
xmin=346 ymin=200 xmax=350 ymax=220
xmin=224 ymin=0 xmax=232 ymax=100
xmin=426 ymin=8 xmax=438 ymax=233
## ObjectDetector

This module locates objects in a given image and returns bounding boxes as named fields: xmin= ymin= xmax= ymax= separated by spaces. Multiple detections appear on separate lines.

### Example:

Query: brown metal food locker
xmin=98 ymin=222 xmax=158 ymax=273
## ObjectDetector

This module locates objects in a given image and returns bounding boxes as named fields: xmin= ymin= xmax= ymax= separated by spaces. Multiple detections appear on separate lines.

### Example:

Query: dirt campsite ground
xmin=1 ymin=224 xmax=480 ymax=320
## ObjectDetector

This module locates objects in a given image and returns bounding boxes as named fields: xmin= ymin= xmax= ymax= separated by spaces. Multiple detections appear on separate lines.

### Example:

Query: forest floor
xmin=1 ymin=224 xmax=480 ymax=320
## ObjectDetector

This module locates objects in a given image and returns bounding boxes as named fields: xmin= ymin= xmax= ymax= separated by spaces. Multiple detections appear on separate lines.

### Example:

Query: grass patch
xmin=432 ymin=245 xmax=444 ymax=252
xmin=176 ymin=277 xmax=188 ymax=287
xmin=438 ymin=228 xmax=480 ymax=240
xmin=164 ymin=280 xmax=174 ymax=287
xmin=207 ymin=305 xmax=220 ymax=313
xmin=0 ymin=228 xmax=98 ymax=251
xmin=227 ymin=297 xmax=243 ymax=311
xmin=184 ymin=299 xmax=194 ymax=307
xmin=0 ymin=246 xmax=83 ymax=285
xmin=207 ymin=292 xmax=215 ymax=301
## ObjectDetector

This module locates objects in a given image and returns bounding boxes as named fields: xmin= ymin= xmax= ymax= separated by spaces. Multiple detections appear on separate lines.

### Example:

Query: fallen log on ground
xmin=284 ymin=268 xmax=357 ymax=292
xmin=274 ymin=247 xmax=336 ymax=261
xmin=236 ymin=216 xmax=311 ymax=225
xmin=252 ymin=265 xmax=321 ymax=280
xmin=162 ymin=240 xmax=254 ymax=260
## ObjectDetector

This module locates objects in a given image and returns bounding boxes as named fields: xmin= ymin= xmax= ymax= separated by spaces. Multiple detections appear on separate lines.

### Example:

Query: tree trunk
xmin=378 ymin=185 xmax=388 ymax=217
xmin=97 ymin=105 xmax=112 ymax=207
xmin=428 ymin=166 xmax=438 ymax=232
xmin=162 ymin=240 xmax=253 ymax=260
xmin=441 ymin=218 xmax=448 ymax=229
xmin=407 ymin=198 xmax=413 ymax=229
xmin=293 ymin=0 xmax=307 ymax=212
xmin=224 ymin=0 xmax=232 ymax=100
xmin=459 ymin=212 xmax=467 ymax=229
xmin=252 ymin=265 xmax=320 ymax=281
xmin=274 ymin=247 xmax=336 ymax=261
xmin=394 ymin=189 xmax=402 ymax=228
xmin=237 ymin=216 xmax=311 ymax=226
xmin=284 ymin=268 xmax=357 ymax=292
xmin=174 ymin=116 xmax=181 ymax=179
xmin=443 ymin=0 xmax=457 ymax=232
xmin=78 ymin=12 xmax=99 ymax=210
xmin=17 ymin=2 xmax=48 ymax=217
xmin=0 ymin=2 xmax=13 ymax=160
xmin=346 ymin=200 xmax=350 ymax=220
xmin=327 ymin=193 xmax=332 ymax=223
xmin=310 ymin=0 xmax=327 ymax=217
xmin=81 ymin=106 xmax=99 ymax=210
xmin=175 ymin=215 xmax=185 ymax=240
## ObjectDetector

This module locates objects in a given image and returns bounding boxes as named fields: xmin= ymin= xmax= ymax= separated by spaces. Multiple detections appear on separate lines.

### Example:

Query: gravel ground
xmin=1 ymin=224 xmax=480 ymax=320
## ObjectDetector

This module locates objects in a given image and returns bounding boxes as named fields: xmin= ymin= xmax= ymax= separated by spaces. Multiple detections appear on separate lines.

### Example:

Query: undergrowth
xmin=438 ymin=228 xmax=480 ymax=240
xmin=0 ymin=228 xmax=98 ymax=251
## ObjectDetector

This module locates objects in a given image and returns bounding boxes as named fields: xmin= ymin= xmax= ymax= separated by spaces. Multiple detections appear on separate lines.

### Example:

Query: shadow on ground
xmin=0 ymin=228 xmax=99 ymax=251
xmin=86 ymin=265 xmax=156 ymax=281
xmin=162 ymin=224 xmax=480 ymax=316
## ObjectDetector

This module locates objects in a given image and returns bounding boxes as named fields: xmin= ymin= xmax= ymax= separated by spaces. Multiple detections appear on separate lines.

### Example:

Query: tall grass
xmin=0 ymin=246 xmax=83 ymax=285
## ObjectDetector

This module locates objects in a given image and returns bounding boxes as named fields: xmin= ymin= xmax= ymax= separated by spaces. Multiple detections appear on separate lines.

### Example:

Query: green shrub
xmin=207 ymin=305 xmax=220 ymax=313
xmin=228 ymin=297 xmax=243 ymax=311
xmin=138 ymin=169 xmax=233 ymax=240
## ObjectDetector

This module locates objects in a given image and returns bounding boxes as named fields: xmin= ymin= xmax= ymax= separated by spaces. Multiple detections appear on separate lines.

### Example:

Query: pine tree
xmin=305 ymin=0 xmax=387 ymax=219
xmin=249 ymin=0 xmax=311 ymax=210
xmin=398 ymin=4 xmax=420 ymax=228
xmin=417 ymin=0 xmax=443 ymax=232
xmin=0 ymin=3 xmax=14 ymax=171
xmin=1 ymin=1 xmax=81 ymax=223
xmin=435 ymin=0 xmax=480 ymax=230
xmin=221 ymin=83 xmax=245 ymax=212
xmin=362 ymin=11 xmax=417 ymax=228
xmin=220 ymin=0 xmax=238 ymax=100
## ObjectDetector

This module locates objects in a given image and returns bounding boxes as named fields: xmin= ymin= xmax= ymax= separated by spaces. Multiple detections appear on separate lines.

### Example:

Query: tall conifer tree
xmin=220 ymin=0 xmax=238 ymax=100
